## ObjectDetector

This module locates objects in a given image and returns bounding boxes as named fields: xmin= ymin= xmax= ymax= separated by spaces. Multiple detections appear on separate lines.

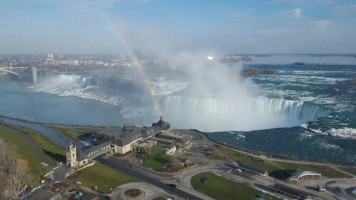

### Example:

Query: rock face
xmin=346 ymin=79 xmax=356 ymax=85
xmin=293 ymin=62 xmax=306 ymax=65
xmin=242 ymin=67 xmax=275 ymax=76
xmin=262 ymin=68 xmax=275 ymax=74
xmin=242 ymin=67 xmax=261 ymax=76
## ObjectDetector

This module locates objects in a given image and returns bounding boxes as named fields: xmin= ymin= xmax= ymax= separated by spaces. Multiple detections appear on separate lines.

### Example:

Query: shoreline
xmin=1 ymin=114 xmax=355 ymax=167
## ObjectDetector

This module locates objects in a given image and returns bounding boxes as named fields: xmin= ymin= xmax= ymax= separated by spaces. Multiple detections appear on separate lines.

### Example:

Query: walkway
xmin=0 ymin=115 xmax=84 ymax=149
xmin=0 ymin=123 xmax=53 ymax=166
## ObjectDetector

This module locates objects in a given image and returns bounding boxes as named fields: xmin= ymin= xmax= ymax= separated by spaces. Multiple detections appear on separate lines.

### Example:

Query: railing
xmin=87 ymin=146 xmax=115 ymax=160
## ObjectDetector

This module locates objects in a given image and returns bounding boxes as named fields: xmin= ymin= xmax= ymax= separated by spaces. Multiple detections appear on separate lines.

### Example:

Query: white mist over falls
xmin=29 ymin=51 xmax=329 ymax=132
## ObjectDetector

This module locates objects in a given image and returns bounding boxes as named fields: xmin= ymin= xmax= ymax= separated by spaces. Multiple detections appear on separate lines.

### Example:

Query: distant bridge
xmin=0 ymin=67 xmax=38 ymax=83
xmin=0 ymin=67 xmax=29 ymax=76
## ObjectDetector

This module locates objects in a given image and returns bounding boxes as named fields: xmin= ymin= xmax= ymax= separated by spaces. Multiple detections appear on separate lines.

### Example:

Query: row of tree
xmin=0 ymin=139 xmax=30 ymax=200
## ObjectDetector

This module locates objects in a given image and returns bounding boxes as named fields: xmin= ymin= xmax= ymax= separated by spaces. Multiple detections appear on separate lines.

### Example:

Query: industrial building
xmin=287 ymin=170 xmax=321 ymax=184
xmin=237 ymin=162 xmax=268 ymax=176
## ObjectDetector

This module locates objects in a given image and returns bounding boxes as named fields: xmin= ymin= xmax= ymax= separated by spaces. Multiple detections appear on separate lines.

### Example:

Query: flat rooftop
xmin=98 ymin=126 xmax=144 ymax=137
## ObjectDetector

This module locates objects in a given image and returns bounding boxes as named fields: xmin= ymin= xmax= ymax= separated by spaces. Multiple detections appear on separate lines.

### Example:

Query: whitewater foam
xmin=152 ymin=80 xmax=190 ymax=95
xmin=30 ymin=74 xmax=125 ymax=106
xmin=324 ymin=128 xmax=356 ymax=139
xmin=161 ymin=95 xmax=328 ymax=131
xmin=309 ymin=128 xmax=356 ymax=139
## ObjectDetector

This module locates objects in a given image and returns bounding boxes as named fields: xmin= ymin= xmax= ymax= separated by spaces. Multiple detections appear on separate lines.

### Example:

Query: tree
xmin=0 ymin=139 xmax=30 ymax=200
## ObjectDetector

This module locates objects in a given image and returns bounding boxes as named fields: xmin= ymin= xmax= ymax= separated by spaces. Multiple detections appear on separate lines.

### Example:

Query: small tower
xmin=66 ymin=142 xmax=77 ymax=168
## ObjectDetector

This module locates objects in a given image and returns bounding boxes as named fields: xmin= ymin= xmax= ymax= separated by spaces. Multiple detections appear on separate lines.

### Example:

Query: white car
xmin=234 ymin=168 xmax=242 ymax=172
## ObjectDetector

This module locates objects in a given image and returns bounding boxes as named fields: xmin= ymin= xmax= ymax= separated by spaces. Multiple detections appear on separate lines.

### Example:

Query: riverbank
xmin=1 ymin=114 xmax=355 ymax=170
xmin=1 ymin=114 xmax=356 ymax=200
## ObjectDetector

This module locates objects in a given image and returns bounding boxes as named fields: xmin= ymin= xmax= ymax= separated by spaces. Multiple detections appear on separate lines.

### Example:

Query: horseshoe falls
xmin=161 ymin=96 xmax=328 ymax=131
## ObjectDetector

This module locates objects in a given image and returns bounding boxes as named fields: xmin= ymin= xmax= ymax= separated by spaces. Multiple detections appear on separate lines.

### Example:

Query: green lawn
xmin=50 ymin=126 xmax=87 ymax=137
xmin=78 ymin=127 xmax=102 ymax=133
xmin=192 ymin=172 xmax=280 ymax=200
xmin=142 ymin=147 xmax=170 ymax=169
xmin=339 ymin=167 xmax=356 ymax=176
xmin=275 ymin=162 xmax=351 ymax=178
xmin=68 ymin=163 xmax=137 ymax=193
xmin=0 ymin=125 xmax=50 ymax=186
xmin=5 ymin=124 xmax=66 ymax=163
xmin=219 ymin=147 xmax=280 ymax=173
xmin=208 ymin=150 xmax=225 ymax=160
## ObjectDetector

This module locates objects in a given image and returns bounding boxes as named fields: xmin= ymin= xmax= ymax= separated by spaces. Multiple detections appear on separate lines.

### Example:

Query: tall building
xmin=66 ymin=143 xmax=78 ymax=168
xmin=47 ymin=53 xmax=54 ymax=59
xmin=56 ymin=54 xmax=64 ymax=59
xmin=68 ymin=59 xmax=79 ymax=66
xmin=119 ymin=54 xmax=125 ymax=63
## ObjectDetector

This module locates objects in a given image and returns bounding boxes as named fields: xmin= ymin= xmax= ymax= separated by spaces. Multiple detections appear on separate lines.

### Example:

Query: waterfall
xmin=31 ymin=74 xmax=92 ymax=92
xmin=160 ymin=95 xmax=328 ymax=131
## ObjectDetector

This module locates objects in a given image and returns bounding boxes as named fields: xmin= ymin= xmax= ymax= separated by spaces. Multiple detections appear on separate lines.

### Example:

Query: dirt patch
xmin=52 ymin=182 xmax=69 ymax=190
xmin=199 ymin=177 xmax=207 ymax=184
xmin=153 ymin=197 xmax=168 ymax=200
xmin=124 ymin=188 xmax=144 ymax=198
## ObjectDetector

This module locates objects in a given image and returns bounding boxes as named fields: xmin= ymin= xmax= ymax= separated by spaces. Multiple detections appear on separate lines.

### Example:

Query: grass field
xmin=219 ymin=147 xmax=280 ymax=173
xmin=191 ymin=172 xmax=280 ymax=200
xmin=208 ymin=150 xmax=225 ymax=160
xmin=6 ymin=124 xmax=66 ymax=163
xmin=49 ymin=126 xmax=87 ymax=137
xmin=339 ymin=167 xmax=356 ymax=176
xmin=142 ymin=147 xmax=170 ymax=169
xmin=0 ymin=125 xmax=50 ymax=186
xmin=68 ymin=163 xmax=137 ymax=193
xmin=78 ymin=127 xmax=102 ymax=133
xmin=275 ymin=162 xmax=351 ymax=178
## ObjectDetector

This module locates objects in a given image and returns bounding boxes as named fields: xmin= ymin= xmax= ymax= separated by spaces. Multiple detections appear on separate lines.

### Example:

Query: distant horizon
xmin=1 ymin=53 xmax=356 ymax=56
xmin=1 ymin=0 xmax=356 ymax=54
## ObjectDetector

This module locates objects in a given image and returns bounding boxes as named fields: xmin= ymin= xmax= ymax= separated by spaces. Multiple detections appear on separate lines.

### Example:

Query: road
xmin=0 ymin=115 xmax=84 ymax=149
xmin=95 ymin=154 xmax=209 ymax=200
xmin=0 ymin=123 xmax=53 ymax=165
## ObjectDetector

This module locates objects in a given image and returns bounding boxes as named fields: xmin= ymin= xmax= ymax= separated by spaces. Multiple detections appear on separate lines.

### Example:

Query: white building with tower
xmin=66 ymin=117 xmax=171 ymax=169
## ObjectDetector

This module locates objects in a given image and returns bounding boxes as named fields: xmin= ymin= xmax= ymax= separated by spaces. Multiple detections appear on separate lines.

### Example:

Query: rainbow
xmin=108 ymin=20 xmax=162 ymax=118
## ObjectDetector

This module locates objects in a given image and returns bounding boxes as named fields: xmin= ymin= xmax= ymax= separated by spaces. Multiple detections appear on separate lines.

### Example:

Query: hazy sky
xmin=1 ymin=0 xmax=356 ymax=54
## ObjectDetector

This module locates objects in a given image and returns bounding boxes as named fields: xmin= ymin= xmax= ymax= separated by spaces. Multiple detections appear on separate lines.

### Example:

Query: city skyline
xmin=1 ymin=0 xmax=356 ymax=54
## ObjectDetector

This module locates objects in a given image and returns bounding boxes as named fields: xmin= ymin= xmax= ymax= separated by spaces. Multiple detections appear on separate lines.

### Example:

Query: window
xmin=72 ymin=153 xmax=75 ymax=157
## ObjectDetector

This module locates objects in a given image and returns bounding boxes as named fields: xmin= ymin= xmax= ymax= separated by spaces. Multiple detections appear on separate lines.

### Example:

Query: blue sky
xmin=1 ymin=0 xmax=356 ymax=54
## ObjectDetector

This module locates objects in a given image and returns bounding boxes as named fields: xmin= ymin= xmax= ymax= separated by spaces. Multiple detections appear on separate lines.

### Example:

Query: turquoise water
xmin=0 ymin=81 xmax=142 ymax=126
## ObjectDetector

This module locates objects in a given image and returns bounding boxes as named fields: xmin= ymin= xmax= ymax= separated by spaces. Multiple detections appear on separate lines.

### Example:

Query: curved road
xmin=0 ymin=115 xmax=84 ymax=149
xmin=95 ymin=155 xmax=205 ymax=200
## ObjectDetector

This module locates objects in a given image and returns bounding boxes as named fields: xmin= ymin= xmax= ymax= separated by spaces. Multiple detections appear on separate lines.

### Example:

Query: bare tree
xmin=0 ymin=139 xmax=30 ymax=200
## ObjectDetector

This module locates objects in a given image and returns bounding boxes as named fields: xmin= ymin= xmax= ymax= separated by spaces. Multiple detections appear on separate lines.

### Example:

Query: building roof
xmin=289 ymin=170 xmax=321 ymax=180
xmin=274 ymin=183 xmax=310 ymax=199
xmin=238 ymin=162 xmax=268 ymax=175
xmin=78 ymin=141 xmax=113 ymax=160
xmin=98 ymin=118 xmax=169 ymax=147
xmin=152 ymin=116 xmax=171 ymax=129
